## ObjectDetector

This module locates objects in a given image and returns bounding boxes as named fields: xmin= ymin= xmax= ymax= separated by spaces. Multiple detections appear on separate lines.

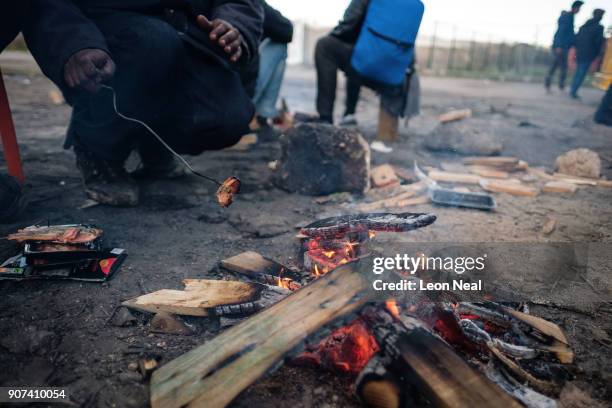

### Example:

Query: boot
xmin=75 ymin=146 xmax=139 ymax=206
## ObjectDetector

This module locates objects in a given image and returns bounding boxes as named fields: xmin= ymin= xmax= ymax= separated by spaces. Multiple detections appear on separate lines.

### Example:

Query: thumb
xmin=196 ymin=14 xmax=213 ymax=31
xmin=99 ymin=58 xmax=116 ymax=81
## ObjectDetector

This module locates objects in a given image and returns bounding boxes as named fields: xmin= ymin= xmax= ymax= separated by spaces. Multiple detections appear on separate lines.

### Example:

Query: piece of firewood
xmin=355 ymin=355 xmax=402 ymax=408
xmin=220 ymin=251 xmax=301 ymax=287
xmin=552 ymin=173 xmax=598 ymax=186
xmin=542 ymin=181 xmax=577 ymax=194
xmin=428 ymin=170 xmax=482 ymax=185
xmin=463 ymin=156 xmax=520 ymax=170
xmin=438 ymin=108 xmax=472 ymax=123
xmin=371 ymin=164 xmax=400 ymax=188
xmin=501 ymin=306 xmax=573 ymax=364
xmin=466 ymin=165 xmax=509 ymax=179
xmin=597 ymin=179 xmax=612 ymax=188
xmin=479 ymin=179 xmax=539 ymax=197
xmin=368 ymin=312 xmax=522 ymax=408
xmin=150 ymin=258 xmax=380 ymax=408
xmin=123 ymin=281 xmax=263 ymax=316
xmin=357 ymin=191 xmax=417 ymax=212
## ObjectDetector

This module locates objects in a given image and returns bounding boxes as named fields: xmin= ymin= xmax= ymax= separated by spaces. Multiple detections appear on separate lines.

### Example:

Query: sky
xmin=267 ymin=0 xmax=612 ymax=46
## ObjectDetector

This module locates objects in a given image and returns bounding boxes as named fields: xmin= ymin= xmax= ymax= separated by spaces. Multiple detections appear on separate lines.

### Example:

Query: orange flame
xmin=368 ymin=230 xmax=376 ymax=239
xmin=385 ymin=299 xmax=401 ymax=319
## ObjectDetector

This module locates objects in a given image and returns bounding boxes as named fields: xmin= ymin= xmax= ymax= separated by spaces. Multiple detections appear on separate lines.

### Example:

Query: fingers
xmin=230 ymin=45 xmax=242 ymax=63
xmin=64 ymin=49 xmax=115 ymax=93
xmin=219 ymin=29 xmax=238 ymax=47
xmin=196 ymin=15 xmax=213 ymax=31
xmin=209 ymin=20 xmax=230 ymax=41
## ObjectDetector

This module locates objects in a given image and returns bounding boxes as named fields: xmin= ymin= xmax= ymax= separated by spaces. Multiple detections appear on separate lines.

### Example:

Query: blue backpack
xmin=351 ymin=0 xmax=425 ymax=86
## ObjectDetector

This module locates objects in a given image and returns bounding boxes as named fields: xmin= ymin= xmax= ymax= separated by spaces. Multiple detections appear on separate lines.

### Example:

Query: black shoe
xmin=132 ymin=144 xmax=187 ymax=180
xmin=255 ymin=117 xmax=280 ymax=142
xmin=75 ymin=146 xmax=139 ymax=206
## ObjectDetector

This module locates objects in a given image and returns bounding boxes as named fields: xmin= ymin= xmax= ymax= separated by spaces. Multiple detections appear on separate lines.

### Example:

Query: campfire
xmin=135 ymin=212 xmax=574 ymax=408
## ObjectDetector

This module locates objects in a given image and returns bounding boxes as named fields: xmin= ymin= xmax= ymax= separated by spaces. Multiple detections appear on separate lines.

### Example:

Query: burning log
xmin=149 ymin=257 xmax=382 ymax=408
xmin=300 ymin=212 xmax=436 ymax=240
xmin=355 ymin=355 xmax=403 ymax=408
xmin=219 ymin=251 xmax=302 ymax=290
xmin=364 ymin=309 xmax=523 ymax=408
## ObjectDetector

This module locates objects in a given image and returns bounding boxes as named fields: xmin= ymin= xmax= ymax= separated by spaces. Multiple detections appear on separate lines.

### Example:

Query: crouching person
xmin=24 ymin=0 xmax=263 ymax=206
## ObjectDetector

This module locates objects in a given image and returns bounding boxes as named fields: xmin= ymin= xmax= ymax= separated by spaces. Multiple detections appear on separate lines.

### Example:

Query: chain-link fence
xmin=290 ymin=21 xmax=557 ymax=83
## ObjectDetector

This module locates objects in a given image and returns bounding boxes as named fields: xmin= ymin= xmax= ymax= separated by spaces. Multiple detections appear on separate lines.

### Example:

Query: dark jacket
xmin=552 ymin=11 xmax=576 ymax=49
xmin=330 ymin=0 xmax=369 ymax=43
xmin=574 ymin=19 xmax=605 ymax=63
xmin=262 ymin=1 xmax=292 ymax=43
xmin=23 ymin=0 xmax=263 ymax=86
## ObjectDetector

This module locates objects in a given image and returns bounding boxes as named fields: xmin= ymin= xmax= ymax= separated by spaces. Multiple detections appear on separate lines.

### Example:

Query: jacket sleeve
xmin=211 ymin=0 xmax=263 ymax=64
xmin=23 ymin=0 xmax=109 ymax=87
xmin=262 ymin=2 xmax=293 ymax=44
xmin=331 ymin=0 xmax=369 ymax=43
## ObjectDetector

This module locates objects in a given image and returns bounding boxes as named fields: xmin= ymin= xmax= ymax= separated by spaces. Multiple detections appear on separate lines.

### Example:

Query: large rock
xmin=275 ymin=124 xmax=370 ymax=195
xmin=554 ymin=148 xmax=601 ymax=178
xmin=426 ymin=120 xmax=503 ymax=156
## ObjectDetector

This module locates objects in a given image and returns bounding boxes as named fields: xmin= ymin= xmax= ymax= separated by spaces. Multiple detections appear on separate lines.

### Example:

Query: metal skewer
xmin=101 ymin=84 xmax=223 ymax=186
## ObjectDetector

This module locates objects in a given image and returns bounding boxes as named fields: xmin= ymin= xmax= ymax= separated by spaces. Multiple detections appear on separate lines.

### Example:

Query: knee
xmin=315 ymin=36 xmax=335 ymax=61
xmin=106 ymin=17 xmax=183 ymax=82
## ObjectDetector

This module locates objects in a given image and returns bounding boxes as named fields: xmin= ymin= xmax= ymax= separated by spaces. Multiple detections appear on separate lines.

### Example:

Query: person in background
xmin=545 ymin=1 xmax=584 ymax=92
xmin=250 ymin=2 xmax=293 ymax=138
xmin=314 ymin=0 xmax=420 ymax=129
xmin=570 ymin=9 xmax=606 ymax=99
xmin=314 ymin=0 xmax=369 ymax=125
xmin=24 ymin=0 xmax=262 ymax=207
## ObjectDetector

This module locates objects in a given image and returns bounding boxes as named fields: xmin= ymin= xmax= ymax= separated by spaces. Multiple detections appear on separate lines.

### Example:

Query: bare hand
xmin=196 ymin=15 xmax=243 ymax=63
xmin=64 ymin=48 xmax=115 ymax=93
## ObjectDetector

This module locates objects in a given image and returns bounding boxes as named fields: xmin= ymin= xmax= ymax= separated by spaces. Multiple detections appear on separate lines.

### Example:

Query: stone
xmin=554 ymin=148 xmax=601 ymax=179
xmin=275 ymin=124 xmax=370 ymax=195
xmin=150 ymin=312 xmax=194 ymax=336
xmin=111 ymin=307 xmax=137 ymax=327
xmin=426 ymin=120 xmax=503 ymax=156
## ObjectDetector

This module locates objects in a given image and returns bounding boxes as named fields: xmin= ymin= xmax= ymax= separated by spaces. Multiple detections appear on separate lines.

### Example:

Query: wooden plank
xmin=428 ymin=170 xmax=482 ymax=185
xmin=552 ymin=173 xmax=598 ymax=186
xmin=463 ymin=156 xmax=519 ymax=170
xmin=150 ymin=258 xmax=378 ymax=408
xmin=438 ymin=108 xmax=472 ymax=123
xmin=123 ymin=281 xmax=263 ymax=316
xmin=480 ymin=179 xmax=540 ymax=197
xmin=220 ymin=251 xmax=300 ymax=283
xmin=376 ymin=314 xmax=523 ymax=408
xmin=542 ymin=181 xmax=577 ymax=194
xmin=466 ymin=165 xmax=509 ymax=179
xmin=357 ymin=194 xmax=429 ymax=212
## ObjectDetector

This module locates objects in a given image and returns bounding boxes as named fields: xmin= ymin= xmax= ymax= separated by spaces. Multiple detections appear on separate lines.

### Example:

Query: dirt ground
xmin=0 ymin=54 xmax=611 ymax=407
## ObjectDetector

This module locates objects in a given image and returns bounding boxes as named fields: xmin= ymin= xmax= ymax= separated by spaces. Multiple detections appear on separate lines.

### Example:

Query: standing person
xmin=545 ymin=1 xmax=584 ymax=92
xmin=24 ymin=0 xmax=263 ymax=207
xmin=252 ymin=2 xmax=293 ymax=134
xmin=570 ymin=9 xmax=606 ymax=99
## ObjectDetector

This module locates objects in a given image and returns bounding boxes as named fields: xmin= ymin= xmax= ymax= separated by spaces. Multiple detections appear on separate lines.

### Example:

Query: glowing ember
xmin=294 ymin=318 xmax=379 ymax=375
